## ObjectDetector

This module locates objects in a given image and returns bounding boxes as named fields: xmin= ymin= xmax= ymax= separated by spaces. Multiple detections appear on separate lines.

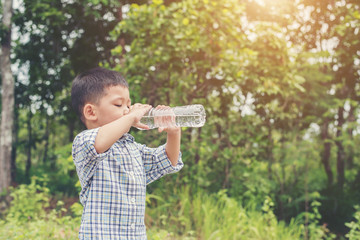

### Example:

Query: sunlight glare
xmin=254 ymin=0 xmax=288 ymax=7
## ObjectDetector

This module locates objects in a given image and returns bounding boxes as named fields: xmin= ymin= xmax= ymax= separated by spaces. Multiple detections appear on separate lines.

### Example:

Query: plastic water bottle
xmin=138 ymin=104 xmax=206 ymax=129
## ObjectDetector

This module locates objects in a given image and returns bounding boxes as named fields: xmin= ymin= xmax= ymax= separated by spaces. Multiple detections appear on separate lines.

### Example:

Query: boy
xmin=71 ymin=67 xmax=183 ymax=239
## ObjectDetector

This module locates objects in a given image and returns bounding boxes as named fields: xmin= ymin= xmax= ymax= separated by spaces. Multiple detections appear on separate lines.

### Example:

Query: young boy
xmin=71 ymin=67 xmax=183 ymax=239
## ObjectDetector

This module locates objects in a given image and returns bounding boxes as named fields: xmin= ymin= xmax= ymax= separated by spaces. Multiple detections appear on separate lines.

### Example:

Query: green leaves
xmin=346 ymin=206 xmax=360 ymax=240
xmin=6 ymin=177 xmax=50 ymax=223
xmin=4 ymin=0 xmax=359 ymax=238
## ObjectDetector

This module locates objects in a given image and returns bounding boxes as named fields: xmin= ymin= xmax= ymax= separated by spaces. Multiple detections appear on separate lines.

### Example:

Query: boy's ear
xmin=83 ymin=103 xmax=98 ymax=121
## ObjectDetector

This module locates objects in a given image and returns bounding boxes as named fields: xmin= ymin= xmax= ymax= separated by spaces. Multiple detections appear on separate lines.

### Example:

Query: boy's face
xmin=90 ymin=85 xmax=131 ymax=127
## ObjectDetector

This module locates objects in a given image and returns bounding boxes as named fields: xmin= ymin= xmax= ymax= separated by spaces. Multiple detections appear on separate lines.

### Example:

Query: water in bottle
xmin=138 ymin=104 xmax=206 ymax=129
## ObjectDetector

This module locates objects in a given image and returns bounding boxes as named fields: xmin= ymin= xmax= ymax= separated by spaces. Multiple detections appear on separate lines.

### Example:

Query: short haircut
xmin=71 ymin=67 xmax=129 ymax=122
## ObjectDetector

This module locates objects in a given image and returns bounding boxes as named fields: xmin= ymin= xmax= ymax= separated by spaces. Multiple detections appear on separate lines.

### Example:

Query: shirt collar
xmin=119 ymin=133 xmax=134 ymax=143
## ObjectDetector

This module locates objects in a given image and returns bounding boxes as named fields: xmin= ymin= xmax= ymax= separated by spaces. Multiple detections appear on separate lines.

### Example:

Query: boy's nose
xmin=124 ymin=107 xmax=130 ymax=115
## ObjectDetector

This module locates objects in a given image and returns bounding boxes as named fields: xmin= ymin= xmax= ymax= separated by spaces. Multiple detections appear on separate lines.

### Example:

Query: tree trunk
xmin=320 ymin=119 xmax=333 ymax=186
xmin=267 ymin=120 xmax=274 ymax=180
xmin=346 ymin=104 xmax=355 ymax=168
xmin=43 ymin=115 xmax=50 ymax=163
xmin=11 ymin=106 xmax=19 ymax=182
xmin=25 ymin=109 xmax=32 ymax=182
xmin=0 ymin=0 xmax=14 ymax=193
xmin=222 ymin=139 xmax=232 ymax=189
xmin=336 ymin=106 xmax=345 ymax=191
xmin=117 ymin=4 xmax=125 ymax=54
xmin=111 ymin=3 xmax=126 ymax=67
xmin=222 ymin=157 xmax=230 ymax=189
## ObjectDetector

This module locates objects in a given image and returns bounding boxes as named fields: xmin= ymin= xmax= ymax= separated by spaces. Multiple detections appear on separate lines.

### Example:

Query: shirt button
xmin=131 ymin=197 xmax=136 ymax=203
xmin=129 ymin=171 xmax=134 ymax=176
xmin=131 ymin=223 xmax=135 ymax=229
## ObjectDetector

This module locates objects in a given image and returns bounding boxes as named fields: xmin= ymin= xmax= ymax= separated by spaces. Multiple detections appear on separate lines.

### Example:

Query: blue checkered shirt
xmin=72 ymin=128 xmax=183 ymax=239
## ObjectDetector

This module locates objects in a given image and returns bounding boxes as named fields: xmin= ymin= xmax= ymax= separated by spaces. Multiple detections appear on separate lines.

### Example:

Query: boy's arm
xmin=163 ymin=128 xmax=181 ymax=166
xmin=155 ymin=105 xmax=181 ymax=166
xmin=95 ymin=104 xmax=152 ymax=153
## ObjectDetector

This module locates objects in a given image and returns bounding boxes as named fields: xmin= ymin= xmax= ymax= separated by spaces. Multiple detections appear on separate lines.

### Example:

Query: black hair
xmin=71 ymin=67 xmax=129 ymax=122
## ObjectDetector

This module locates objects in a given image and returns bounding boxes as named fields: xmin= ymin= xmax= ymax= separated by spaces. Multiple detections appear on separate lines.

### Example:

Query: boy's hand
xmin=154 ymin=105 xmax=181 ymax=134
xmin=129 ymin=103 xmax=152 ymax=130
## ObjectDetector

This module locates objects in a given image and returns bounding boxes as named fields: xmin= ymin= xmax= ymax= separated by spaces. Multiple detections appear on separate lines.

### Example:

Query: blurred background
xmin=0 ymin=0 xmax=359 ymax=239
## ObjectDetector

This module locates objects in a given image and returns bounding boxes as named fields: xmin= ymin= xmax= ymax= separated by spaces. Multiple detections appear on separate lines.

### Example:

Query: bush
xmin=346 ymin=206 xmax=360 ymax=240
xmin=5 ymin=176 xmax=50 ymax=223
xmin=0 ymin=177 xmax=80 ymax=239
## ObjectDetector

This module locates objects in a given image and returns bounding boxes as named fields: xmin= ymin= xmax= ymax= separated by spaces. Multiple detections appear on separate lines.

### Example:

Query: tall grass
xmin=145 ymin=186 xmax=327 ymax=240
xmin=0 ymin=180 xmax=343 ymax=239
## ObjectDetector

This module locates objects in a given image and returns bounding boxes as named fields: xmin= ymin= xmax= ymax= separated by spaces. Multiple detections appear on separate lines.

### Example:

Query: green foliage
xmin=346 ymin=206 xmax=360 ymax=240
xmin=3 ymin=0 xmax=360 ymax=239
xmin=5 ymin=176 xmax=50 ymax=223
xmin=111 ymin=0 xmax=310 ymax=202
xmin=0 ymin=179 xmax=348 ymax=239
xmin=106 ymin=0 xmax=360 ymax=237
xmin=0 ymin=178 xmax=81 ymax=239
xmin=0 ymin=217 xmax=79 ymax=240
xmin=110 ymin=0 xmax=250 ymax=105
xmin=145 ymin=187 xmax=333 ymax=239
xmin=50 ymin=143 xmax=79 ymax=195
xmin=297 ymin=199 xmax=336 ymax=240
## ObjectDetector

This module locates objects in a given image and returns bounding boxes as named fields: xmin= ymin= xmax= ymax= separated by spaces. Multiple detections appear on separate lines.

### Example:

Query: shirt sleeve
xmin=72 ymin=128 xmax=110 ymax=194
xmin=134 ymin=143 xmax=183 ymax=185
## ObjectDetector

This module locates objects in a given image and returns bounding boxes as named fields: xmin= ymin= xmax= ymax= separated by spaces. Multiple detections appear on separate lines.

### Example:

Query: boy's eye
xmin=115 ymin=104 xmax=122 ymax=107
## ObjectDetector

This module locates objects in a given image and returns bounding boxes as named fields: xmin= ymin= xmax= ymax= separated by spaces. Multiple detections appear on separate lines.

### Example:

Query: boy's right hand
xmin=129 ymin=103 xmax=152 ymax=130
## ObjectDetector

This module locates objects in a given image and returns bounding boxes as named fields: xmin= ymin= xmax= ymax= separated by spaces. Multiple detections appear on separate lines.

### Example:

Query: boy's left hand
xmin=154 ymin=105 xmax=181 ymax=134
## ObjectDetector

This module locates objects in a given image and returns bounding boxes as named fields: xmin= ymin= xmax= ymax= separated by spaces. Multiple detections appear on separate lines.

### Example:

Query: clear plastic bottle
xmin=138 ymin=104 xmax=206 ymax=129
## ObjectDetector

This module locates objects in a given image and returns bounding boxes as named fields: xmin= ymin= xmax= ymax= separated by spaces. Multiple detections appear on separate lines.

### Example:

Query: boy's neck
xmin=86 ymin=121 xmax=101 ymax=129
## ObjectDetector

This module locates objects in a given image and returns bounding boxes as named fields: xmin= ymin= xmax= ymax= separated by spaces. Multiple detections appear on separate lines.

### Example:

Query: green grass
xmin=1 ymin=181 xmax=355 ymax=239
xmin=0 ymin=216 xmax=79 ymax=240
xmin=145 ymin=187 xmax=337 ymax=240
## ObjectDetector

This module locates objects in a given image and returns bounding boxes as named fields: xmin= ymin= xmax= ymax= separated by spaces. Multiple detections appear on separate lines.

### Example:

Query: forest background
xmin=0 ymin=0 xmax=360 ymax=239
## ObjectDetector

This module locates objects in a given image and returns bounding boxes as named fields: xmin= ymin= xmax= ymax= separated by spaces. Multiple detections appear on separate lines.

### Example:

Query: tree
xmin=283 ymin=0 xmax=360 ymax=232
xmin=0 ymin=0 xmax=14 ymax=192
xmin=109 ymin=0 xmax=309 ymax=198
xmin=12 ymin=0 xmax=136 ymax=180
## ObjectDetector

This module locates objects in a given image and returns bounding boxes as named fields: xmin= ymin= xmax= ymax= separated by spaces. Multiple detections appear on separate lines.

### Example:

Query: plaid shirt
xmin=72 ymin=128 xmax=183 ymax=240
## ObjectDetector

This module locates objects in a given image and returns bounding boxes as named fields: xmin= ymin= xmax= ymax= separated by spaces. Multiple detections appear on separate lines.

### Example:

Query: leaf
xmin=353 ymin=10 xmax=360 ymax=19
xmin=294 ymin=83 xmax=305 ymax=93
xmin=182 ymin=18 xmax=190 ymax=26
xmin=111 ymin=45 xmax=123 ymax=55
xmin=153 ymin=0 xmax=163 ymax=6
